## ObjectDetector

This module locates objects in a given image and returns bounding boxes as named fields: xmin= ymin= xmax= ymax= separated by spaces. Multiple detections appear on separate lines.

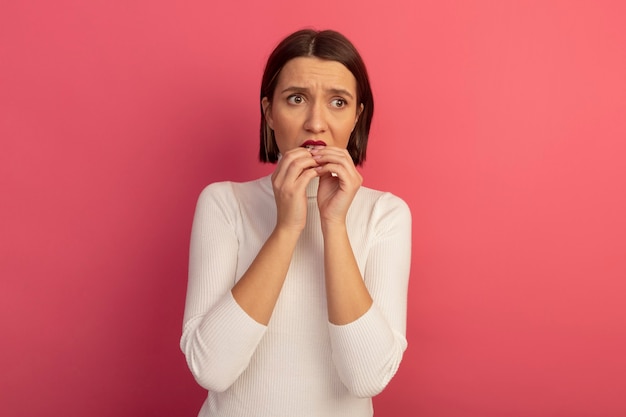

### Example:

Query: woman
xmin=181 ymin=29 xmax=412 ymax=417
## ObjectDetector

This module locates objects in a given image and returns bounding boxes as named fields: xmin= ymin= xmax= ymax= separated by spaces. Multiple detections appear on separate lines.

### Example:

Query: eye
xmin=330 ymin=98 xmax=347 ymax=108
xmin=287 ymin=94 xmax=305 ymax=105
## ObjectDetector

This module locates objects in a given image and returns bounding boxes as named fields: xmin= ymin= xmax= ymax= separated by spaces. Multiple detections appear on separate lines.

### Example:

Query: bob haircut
xmin=259 ymin=29 xmax=374 ymax=166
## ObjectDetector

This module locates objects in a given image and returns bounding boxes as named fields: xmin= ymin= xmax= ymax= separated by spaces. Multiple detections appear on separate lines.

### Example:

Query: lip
xmin=301 ymin=140 xmax=327 ymax=148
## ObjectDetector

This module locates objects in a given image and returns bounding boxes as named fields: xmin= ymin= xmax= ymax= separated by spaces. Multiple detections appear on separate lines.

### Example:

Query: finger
xmin=315 ymin=164 xmax=348 ymax=182
xmin=273 ymin=152 xmax=319 ymax=196
xmin=284 ymin=154 xmax=319 ymax=184
xmin=310 ymin=148 xmax=354 ymax=170
xmin=274 ymin=148 xmax=317 ymax=184
xmin=316 ymin=161 xmax=362 ymax=188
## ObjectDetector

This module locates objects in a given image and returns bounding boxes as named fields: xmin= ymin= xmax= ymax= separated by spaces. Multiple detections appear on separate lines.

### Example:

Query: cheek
xmin=271 ymin=114 xmax=299 ymax=151
xmin=275 ymin=111 xmax=304 ymax=137
xmin=338 ymin=117 xmax=357 ymax=136
xmin=272 ymin=116 xmax=292 ymax=136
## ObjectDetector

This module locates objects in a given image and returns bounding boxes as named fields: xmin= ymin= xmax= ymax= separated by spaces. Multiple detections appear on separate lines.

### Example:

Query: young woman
xmin=181 ymin=29 xmax=412 ymax=417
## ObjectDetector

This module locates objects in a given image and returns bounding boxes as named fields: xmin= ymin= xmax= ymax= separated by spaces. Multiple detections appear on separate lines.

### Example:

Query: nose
xmin=303 ymin=101 xmax=327 ymax=133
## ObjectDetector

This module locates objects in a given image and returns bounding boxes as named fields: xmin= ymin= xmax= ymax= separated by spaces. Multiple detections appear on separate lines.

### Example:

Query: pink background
xmin=2 ymin=1 xmax=625 ymax=416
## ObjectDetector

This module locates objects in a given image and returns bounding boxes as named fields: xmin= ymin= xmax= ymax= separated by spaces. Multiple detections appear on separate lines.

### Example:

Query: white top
xmin=180 ymin=175 xmax=412 ymax=417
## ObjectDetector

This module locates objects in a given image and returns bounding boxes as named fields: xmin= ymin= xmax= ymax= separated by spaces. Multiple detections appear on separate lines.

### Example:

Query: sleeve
xmin=179 ymin=183 xmax=267 ymax=392
xmin=328 ymin=193 xmax=412 ymax=398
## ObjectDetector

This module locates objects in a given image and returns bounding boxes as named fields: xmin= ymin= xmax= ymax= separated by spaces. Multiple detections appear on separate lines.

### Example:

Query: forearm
xmin=322 ymin=221 xmax=373 ymax=325
xmin=231 ymin=226 xmax=301 ymax=325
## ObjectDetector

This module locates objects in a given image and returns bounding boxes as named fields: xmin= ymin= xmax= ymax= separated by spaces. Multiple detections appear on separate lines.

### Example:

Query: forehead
xmin=276 ymin=57 xmax=357 ymax=93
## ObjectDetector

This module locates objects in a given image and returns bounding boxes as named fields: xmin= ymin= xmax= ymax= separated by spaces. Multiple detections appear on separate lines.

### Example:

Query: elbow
xmin=339 ymin=345 xmax=406 ymax=398
xmin=180 ymin=308 xmax=265 ymax=393
xmin=345 ymin=375 xmax=392 ymax=398
xmin=181 ymin=332 xmax=238 ymax=393
xmin=342 ymin=361 xmax=399 ymax=398
xmin=186 ymin=349 xmax=237 ymax=393
xmin=190 ymin=370 xmax=233 ymax=393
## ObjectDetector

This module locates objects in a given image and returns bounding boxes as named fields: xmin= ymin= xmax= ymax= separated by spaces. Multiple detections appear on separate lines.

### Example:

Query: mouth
xmin=301 ymin=140 xmax=327 ymax=149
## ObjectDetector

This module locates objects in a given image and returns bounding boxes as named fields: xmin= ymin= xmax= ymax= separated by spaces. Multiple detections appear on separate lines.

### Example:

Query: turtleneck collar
xmin=306 ymin=176 xmax=319 ymax=198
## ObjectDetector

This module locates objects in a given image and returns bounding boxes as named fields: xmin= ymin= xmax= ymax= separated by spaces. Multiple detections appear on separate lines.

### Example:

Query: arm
xmin=328 ymin=195 xmax=412 ymax=397
xmin=313 ymin=147 xmax=373 ymax=325
xmin=313 ymin=147 xmax=412 ymax=397
xmin=180 ymin=148 xmax=319 ymax=391
xmin=322 ymin=222 xmax=373 ymax=325
xmin=231 ymin=148 xmax=318 ymax=324
xmin=180 ymin=183 xmax=266 ymax=392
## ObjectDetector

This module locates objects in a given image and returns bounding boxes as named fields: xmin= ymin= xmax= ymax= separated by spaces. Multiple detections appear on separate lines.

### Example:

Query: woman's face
xmin=262 ymin=57 xmax=362 ymax=155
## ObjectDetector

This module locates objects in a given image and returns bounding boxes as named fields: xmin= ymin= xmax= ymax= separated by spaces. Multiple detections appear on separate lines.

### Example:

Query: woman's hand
xmin=271 ymin=147 xmax=319 ymax=232
xmin=311 ymin=147 xmax=362 ymax=225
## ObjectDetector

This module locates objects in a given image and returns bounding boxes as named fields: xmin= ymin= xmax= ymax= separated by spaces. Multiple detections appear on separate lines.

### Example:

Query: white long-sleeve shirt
xmin=180 ymin=174 xmax=412 ymax=417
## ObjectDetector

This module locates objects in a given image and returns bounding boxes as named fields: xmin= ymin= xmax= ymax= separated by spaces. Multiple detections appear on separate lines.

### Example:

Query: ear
xmin=353 ymin=103 xmax=364 ymax=130
xmin=262 ymin=97 xmax=273 ymax=130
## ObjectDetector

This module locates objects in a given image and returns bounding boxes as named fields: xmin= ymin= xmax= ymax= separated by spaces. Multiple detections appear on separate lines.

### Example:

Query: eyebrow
xmin=280 ymin=86 xmax=355 ymax=100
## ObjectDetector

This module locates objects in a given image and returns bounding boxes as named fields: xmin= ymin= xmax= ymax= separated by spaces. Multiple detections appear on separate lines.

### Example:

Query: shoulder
xmin=197 ymin=175 xmax=272 ymax=204
xmin=348 ymin=186 xmax=411 ymax=236
xmin=194 ymin=176 xmax=272 ymax=220
xmin=357 ymin=186 xmax=411 ymax=218
xmin=196 ymin=181 xmax=235 ymax=208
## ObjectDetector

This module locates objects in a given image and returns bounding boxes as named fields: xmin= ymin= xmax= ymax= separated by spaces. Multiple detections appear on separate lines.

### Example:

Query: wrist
xmin=320 ymin=218 xmax=347 ymax=236
xmin=273 ymin=223 xmax=305 ymax=240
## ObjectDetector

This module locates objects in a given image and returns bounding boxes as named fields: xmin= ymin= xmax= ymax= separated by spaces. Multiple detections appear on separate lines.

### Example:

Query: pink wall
xmin=2 ymin=1 xmax=625 ymax=416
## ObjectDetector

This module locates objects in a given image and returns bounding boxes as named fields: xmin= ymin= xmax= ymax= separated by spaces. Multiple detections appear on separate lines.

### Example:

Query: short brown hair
xmin=259 ymin=29 xmax=374 ymax=166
